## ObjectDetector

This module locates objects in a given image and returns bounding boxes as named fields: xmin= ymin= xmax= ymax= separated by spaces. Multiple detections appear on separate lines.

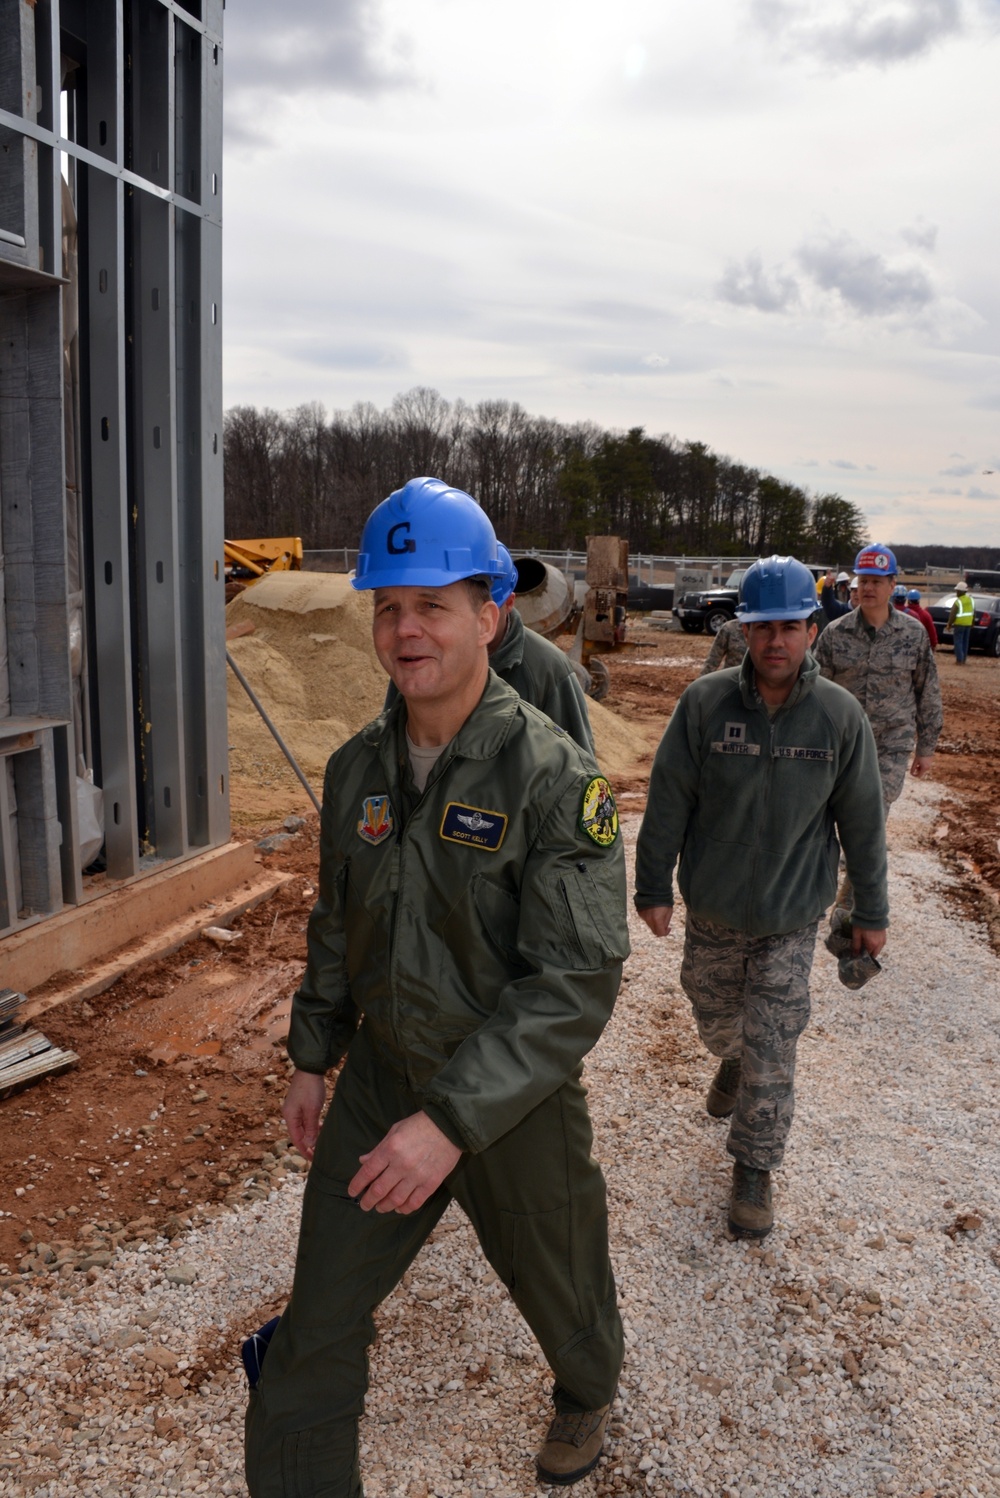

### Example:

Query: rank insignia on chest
xmin=440 ymin=802 xmax=508 ymax=851
xmin=580 ymin=776 xmax=619 ymax=846
xmin=357 ymin=794 xmax=395 ymax=846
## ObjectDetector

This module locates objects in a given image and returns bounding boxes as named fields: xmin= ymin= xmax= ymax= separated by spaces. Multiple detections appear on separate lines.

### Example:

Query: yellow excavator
xmin=224 ymin=536 xmax=303 ymax=601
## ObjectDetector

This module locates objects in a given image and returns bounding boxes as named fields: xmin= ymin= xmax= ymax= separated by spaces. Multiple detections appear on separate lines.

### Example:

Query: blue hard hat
xmin=736 ymin=556 xmax=818 ymax=623
xmin=907 ymin=589 xmax=921 ymax=601
xmin=352 ymin=476 xmax=503 ymax=592
xmin=492 ymin=544 xmax=518 ymax=606
xmin=854 ymin=543 xmax=897 ymax=576
xmin=892 ymin=584 xmax=907 ymax=601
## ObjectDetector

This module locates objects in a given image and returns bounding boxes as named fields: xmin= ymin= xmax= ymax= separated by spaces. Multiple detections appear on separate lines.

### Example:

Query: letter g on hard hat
xmin=736 ymin=556 xmax=819 ymax=622
xmin=854 ymin=543 xmax=897 ymax=576
xmin=352 ymin=476 xmax=503 ymax=592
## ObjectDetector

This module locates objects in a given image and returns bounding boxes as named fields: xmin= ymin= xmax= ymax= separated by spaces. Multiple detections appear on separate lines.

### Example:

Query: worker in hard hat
xmin=245 ymin=477 xmax=627 ymax=1494
xmin=634 ymin=556 xmax=888 ymax=1240
xmin=947 ymin=581 xmax=975 ymax=665
xmin=820 ymin=569 xmax=853 ymax=621
xmin=813 ymin=544 xmax=942 ymax=812
xmin=903 ymin=588 xmax=938 ymax=650
xmin=383 ymin=541 xmax=594 ymax=751
xmin=488 ymin=544 xmax=595 ymax=750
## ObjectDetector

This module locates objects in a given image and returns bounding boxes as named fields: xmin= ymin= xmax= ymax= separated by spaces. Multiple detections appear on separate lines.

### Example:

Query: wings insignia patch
xmin=440 ymin=802 xmax=508 ymax=851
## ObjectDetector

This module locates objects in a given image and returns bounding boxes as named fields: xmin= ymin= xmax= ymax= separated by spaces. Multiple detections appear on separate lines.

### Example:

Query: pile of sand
xmin=226 ymin=573 xmax=651 ymax=797
xmin=587 ymin=697 xmax=655 ymax=777
xmin=226 ymin=571 xmax=387 ymax=781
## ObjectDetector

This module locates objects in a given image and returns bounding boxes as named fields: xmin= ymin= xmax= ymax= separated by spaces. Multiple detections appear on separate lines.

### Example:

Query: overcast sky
xmin=221 ymin=0 xmax=1000 ymax=546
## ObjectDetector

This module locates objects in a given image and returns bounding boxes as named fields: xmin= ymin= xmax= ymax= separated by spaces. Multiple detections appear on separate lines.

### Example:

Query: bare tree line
xmin=223 ymin=387 xmax=869 ymax=561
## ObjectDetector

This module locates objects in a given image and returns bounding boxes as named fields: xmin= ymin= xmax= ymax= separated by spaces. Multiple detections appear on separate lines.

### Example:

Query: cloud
xmin=748 ymin=0 xmax=963 ymax=68
xmin=967 ymin=485 xmax=997 ymax=499
xmin=940 ymin=461 xmax=976 ymax=476
xmin=900 ymin=220 xmax=939 ymax=252
xmin=830 ymin=458 xmax=860 ymax=469
xmin=795 ymin=231 xmax=935 ymax=315
xmin=716 ymin=253 xmax=800 ymax=313
xmin=225 ymin=0 xmax=411 ymax=103
xmin=284 ymin=339 xmax=410 ymax=372
xmin=929 ymin=486 xmax=962 ymax=495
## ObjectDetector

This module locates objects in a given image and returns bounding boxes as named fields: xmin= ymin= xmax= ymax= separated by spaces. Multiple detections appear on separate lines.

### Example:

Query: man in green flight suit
xmin=245 ymin=477 xmax=628 ymax=1496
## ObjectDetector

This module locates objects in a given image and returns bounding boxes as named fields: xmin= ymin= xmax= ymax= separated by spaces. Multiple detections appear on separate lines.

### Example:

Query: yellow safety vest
xmin=953 ymin=593 xmax=975 ymax=626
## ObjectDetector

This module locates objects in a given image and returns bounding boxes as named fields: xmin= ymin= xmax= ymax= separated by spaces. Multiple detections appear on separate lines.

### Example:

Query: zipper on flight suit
xmin=385 ymin=740 xmax=458 ymax=1087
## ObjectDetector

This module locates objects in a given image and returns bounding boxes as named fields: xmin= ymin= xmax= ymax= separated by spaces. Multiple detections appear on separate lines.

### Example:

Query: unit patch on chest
xmin=440 ymin=802 xmax=508 ymax=851
xmin=357 ymin=794 xmax=395 ymax=846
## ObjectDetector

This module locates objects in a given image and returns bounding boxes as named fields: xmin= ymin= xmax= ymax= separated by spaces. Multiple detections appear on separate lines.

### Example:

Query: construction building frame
xmin=0 ymin=0 xmax=228 ymax=947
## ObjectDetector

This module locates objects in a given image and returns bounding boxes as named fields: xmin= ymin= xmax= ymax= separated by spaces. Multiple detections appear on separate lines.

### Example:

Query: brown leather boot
xmin=535 ymin=1404 xmax=611 ymax=1485
xmin=706 ymin=1056 xmax=741 ymax=1118
xmin=728 ymin=1162 xmax=773 ymax=1239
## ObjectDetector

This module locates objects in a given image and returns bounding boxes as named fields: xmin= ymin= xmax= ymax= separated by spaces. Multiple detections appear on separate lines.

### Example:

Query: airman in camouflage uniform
xmin=698 ymin=616 xmax=747 ymax=676
xmin=812 ymin=544 xmax=942 ymax=815
xmin=636 ymin=557 xmax=888 ymax=1240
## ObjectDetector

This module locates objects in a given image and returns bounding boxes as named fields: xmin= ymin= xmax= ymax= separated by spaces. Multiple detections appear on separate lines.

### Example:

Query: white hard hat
xmin=849 ymin=576 xmax=859 ymax=589
xmin=836 ymin=571 xmax=850 ymax=583
xmin=956 ymin=581 xmax=968 ymax=592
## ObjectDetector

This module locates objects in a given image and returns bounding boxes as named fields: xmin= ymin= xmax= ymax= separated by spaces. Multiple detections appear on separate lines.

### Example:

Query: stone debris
xmin=201 ymin=926 xmax=241 ymax=946
xmin=1 ymin=785 xmax=1000 ymax=1496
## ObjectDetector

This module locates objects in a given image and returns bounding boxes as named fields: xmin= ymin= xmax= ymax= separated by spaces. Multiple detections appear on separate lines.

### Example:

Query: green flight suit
xmin=246 ymin=673 xmax=628 ymax=1498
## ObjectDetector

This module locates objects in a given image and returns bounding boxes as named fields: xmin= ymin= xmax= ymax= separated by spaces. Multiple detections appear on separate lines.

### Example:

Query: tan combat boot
xmin=535 ymin=1404 xmax=611 ymax=1485
xmin=706 ymin=1057 xmax=741 ymax=1118
xmin=728 ymin=1162 xmax=773 ymax=1239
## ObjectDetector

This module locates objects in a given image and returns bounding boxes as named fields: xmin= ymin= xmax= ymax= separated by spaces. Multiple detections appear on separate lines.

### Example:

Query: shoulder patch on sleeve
xmin=579 ymin=776 xmax=619 ymax=846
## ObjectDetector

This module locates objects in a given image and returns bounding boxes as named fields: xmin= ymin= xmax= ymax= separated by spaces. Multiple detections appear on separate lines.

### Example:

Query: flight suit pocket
xmin=472 ymin=875 xmax=523 ymax=965
xmin=547 ymin=864 xmax=631 ymax=970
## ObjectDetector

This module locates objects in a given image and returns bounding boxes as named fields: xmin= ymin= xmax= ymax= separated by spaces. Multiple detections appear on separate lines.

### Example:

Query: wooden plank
xmin=0 ymin=1028 xmax=50 ymax=1069
xmin=0 ymin=1047 xmax=79 ymax=1099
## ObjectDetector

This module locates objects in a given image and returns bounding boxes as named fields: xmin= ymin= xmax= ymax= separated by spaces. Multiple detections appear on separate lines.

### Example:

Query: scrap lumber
xmin=0 ymin=989 xmax=79 ymax=1099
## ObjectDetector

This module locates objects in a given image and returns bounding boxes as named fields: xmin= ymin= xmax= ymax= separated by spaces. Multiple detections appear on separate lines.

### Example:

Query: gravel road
xmin=2 ymin=778 xmax=998 ymax=1498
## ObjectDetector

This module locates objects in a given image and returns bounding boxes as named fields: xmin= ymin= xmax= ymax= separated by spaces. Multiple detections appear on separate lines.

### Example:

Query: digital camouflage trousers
xmin=876 ymin=749 xmax=910 ymax=811
xmin=680 ymin=912 xmax=819 ymax=1171
xmin=837 ymin=748 xmax=905 ymax=911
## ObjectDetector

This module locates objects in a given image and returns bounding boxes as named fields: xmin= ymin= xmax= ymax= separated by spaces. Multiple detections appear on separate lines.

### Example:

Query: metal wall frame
xmin=0 ymin=0 xmax=226 ymax=939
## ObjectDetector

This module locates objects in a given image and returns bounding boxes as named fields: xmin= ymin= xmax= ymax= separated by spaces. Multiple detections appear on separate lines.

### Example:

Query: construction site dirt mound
xmin=226 ymin=573 xmax=654 ymax=820
xmin=226 ymin=571 xmax=386 ymax=792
